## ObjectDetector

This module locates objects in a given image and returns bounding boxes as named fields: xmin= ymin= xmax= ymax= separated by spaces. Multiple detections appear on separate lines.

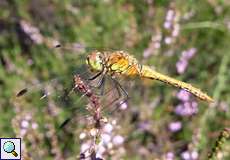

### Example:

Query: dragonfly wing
xmin=14 ymin=71 xmax=97 ymax=118
xmin=15 ymin=77 xmax=71 ymax=103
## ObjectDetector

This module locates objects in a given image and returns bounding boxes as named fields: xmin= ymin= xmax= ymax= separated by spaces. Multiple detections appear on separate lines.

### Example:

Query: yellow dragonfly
xmin=86 ymin=50 xmax=214 ymax=103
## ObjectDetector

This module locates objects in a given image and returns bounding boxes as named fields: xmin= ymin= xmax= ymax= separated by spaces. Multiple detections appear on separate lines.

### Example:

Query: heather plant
xmin=0 ymin=0 xmax=230 ymax=159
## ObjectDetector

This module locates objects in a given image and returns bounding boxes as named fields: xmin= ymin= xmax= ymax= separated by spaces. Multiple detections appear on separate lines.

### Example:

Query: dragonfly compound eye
xmin=86 ymin=51 xmax=104 ymax=72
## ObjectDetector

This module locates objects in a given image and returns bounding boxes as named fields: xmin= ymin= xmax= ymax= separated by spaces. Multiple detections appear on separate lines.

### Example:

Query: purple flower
xmin=119 ymin=101 xmax=128 ymax=110
xmin=137 ymin=121 xmax=151 ymax=131
xmin=112 ymin=135 xmax=124 ymax=146
xmin=174 ymin=89 xmax=199 ymax=117
xmin=176 ymin=59 xmax=188 ymax=74
xmin=172 ymin=24 xmax=180 ymax=37
xmin=168 ymin=121 xmax=182 ymax=132
xmin=176 ymin=48 xmax=197 ymax=74
xmin=143 ymin=34 xmax=162 ymax=58
xmin=166 ymin=10 xmax=175 ymax=21
xmin=165 ymin=152 xmax=175 ymax=160
xmin=103 ymin=123 xmax=113 ymax=133
xmin=164 ymin=12 xmax=173 ymax=29
xmin=181 ymin=151 xmax=190 ymax=160
xmin=181 ymin=150 xmax=198 ymax=160
xmin=164 ymin=21 xmax=172 ymax=29
xmin=21 ymin=120 xmax=29 ymax=129
xmin=182 ymin=48 xmax=197 ymax=60
xmin=174 ymin=101 xmax=198 ymax=117
xmin=101 ymin=133 xmax=111 ymax=144
xmin=164 ymin=37 xmax=173 ymax=44
xmin=176 ymin=90 xmax=191 ymax=102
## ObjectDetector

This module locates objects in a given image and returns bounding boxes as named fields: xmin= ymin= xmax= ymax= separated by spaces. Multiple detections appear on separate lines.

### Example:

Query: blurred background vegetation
xmin=0 ymin=0 xmax=229 ymax=159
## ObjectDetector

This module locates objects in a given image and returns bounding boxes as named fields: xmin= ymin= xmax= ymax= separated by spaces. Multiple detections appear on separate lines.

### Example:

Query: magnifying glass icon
xmin=3 ymin=141 xmax=18 ymax=157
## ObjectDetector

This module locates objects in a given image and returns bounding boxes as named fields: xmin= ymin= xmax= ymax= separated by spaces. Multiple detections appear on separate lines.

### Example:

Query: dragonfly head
xmin=86 ymin=51 xmax=104 ymax=72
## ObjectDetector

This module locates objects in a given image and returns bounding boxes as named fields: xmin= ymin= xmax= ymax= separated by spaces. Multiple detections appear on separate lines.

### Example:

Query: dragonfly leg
xmin=101 ymin=77 xmax=129 ymax=114
xmin=113 ymin=78 xmax=129 ymax=100
xmin=99 ymin=76 xmax=106 ymax=96
xmin=87 ymin=69 xmax=104 ymax=81
xmin=90 ymin=74 xmax=105 ymax=88
xmin=85 ymin=74 xmax=106 ymax=96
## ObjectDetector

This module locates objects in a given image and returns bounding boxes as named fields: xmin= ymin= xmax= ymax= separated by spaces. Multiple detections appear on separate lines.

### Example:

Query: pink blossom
xmin=112 ymin=135 xmax=124 ymax=146
xmin=176 ymin=59 xmax=188 ymax=74
xmin=166 ymin=152 xmax=175 ymax=160
xmin=176 ymin=48 xmax=197 ymax=74
xmin=168 ymin=121 xmax=182 ymax=132
xmin=176 ymin=90 xmax=191 ymax=101
xmin=174 ymin=101 xmax=198 ymax=117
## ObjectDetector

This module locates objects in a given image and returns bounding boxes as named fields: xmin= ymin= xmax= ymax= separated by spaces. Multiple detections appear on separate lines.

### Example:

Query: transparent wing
xmin=14 ymin=68 xmax=95 ymax=114
xmin=59 ymin=73 xmax=130 ymax=129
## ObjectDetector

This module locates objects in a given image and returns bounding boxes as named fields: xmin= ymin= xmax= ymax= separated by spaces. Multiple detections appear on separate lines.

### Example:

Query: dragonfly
xmin=85 ymin=50 xmax=214 ymax=103
xmin=16 ymin=49 xmax=214 ymax=125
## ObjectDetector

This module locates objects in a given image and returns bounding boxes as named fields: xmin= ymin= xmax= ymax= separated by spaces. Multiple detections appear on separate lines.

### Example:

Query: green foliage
xmin=0 ymin=0 xmax=229 ymax=159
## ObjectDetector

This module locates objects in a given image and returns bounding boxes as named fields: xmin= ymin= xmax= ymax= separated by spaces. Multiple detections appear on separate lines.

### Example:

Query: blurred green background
xmin=0 ymin=0 xmax=229 ymax=159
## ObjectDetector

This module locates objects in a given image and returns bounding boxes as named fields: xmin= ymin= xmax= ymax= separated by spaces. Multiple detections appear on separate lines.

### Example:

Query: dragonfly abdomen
xmin=141 ymin=65 xmax=214 ymax=102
